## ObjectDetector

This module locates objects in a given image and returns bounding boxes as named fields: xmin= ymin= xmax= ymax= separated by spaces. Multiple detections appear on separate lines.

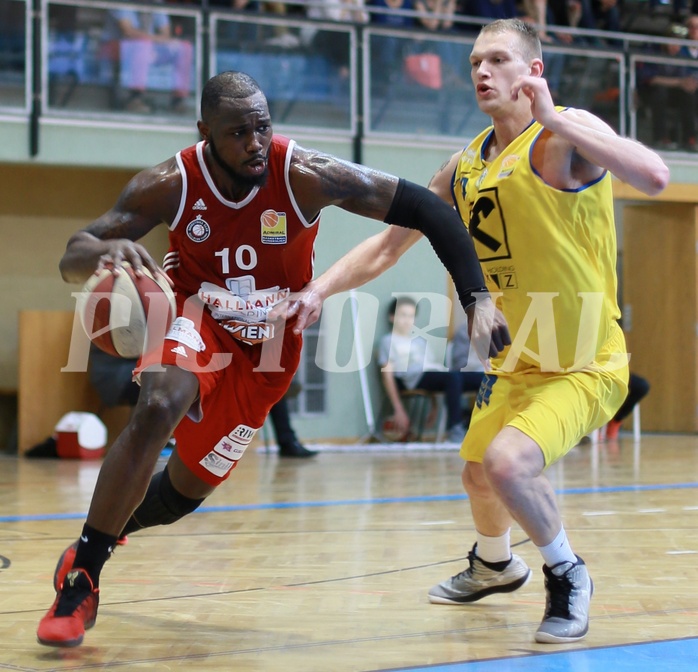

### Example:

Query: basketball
xmin=77 ymin=262 xmax=177 ymax=358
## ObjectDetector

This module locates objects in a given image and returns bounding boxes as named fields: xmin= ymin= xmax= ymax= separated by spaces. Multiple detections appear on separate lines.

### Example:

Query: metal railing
xmin=1 ymin=0 xmax=697 ymax=157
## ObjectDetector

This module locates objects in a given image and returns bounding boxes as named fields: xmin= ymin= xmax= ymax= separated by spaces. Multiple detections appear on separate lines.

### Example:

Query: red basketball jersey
xmin=165 ymin=135 xmax=320 ymax=345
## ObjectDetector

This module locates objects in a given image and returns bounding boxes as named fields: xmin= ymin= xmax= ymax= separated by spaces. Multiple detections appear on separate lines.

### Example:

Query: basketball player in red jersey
xmin=37 ymin=70 xmax=510 ymax=647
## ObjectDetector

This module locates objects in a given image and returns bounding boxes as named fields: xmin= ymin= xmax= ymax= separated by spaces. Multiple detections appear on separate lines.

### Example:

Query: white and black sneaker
xmin=428 ymin=544 xmax=532 ymax=604
xmin=535 ymin=555 xmax=593 ymax=643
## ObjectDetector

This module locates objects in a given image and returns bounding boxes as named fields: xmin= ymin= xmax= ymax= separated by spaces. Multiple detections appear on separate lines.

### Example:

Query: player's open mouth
xmin=246 ymin=157 xmax=266 ymax=173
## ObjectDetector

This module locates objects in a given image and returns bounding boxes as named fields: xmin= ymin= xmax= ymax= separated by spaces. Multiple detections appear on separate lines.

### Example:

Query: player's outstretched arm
xmin=290 ymin=148 xmax=489 ymax=312
xmin=281 ymin=227 xmax=422 ymax=333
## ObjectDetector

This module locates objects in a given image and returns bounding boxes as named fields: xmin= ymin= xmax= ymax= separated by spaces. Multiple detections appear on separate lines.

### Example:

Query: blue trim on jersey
xmin=528 ymin=116 xmax=608 ymax=193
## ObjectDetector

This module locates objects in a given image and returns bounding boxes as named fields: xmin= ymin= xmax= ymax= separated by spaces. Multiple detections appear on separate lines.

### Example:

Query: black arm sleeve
xmin=384 ymin=178 xmax=488 ymax=310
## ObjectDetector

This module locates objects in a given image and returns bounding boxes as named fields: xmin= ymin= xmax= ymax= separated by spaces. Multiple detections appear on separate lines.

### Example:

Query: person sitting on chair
xmin=377 ymin=296 xmax=470 ymax=444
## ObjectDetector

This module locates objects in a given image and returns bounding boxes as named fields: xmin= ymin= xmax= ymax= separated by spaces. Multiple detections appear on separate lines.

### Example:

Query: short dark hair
xmin=201 ymin=71 xmax=263 ymax=122
xmin=388 ymin=296 xmax=417 ymax=318
xmin=479 ymin=18 xmax=542 ymax=61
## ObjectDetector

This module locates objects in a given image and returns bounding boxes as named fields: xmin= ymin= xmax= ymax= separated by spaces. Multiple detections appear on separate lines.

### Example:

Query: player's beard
xmin=208 ymin=137 xmax=269 ymax=189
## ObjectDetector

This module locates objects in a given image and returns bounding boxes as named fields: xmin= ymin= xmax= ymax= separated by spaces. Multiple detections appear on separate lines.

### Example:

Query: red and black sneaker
xmin=53 ymin=536 xmax=128 ymax=592
xmin=37 ymin=568 xmax=99 ymax=647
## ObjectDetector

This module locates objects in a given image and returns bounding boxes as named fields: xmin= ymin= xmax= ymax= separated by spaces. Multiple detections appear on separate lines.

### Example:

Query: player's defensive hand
xmin=467 ymin=297 xmax=511 ymax=365
xmin=269 ymin=282 xmax=325 ymax=335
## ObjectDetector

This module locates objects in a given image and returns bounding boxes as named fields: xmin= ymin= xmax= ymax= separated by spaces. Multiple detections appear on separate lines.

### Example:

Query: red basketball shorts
xmin=137 ymin=297 xmax=301 ymax=486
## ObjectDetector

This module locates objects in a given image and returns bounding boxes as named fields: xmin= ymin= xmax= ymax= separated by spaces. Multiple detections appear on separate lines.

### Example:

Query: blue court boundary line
xmin=1 ymin=481 xmax=696 ymax=524
xmin=379 ymin=636 xmax=698 ymax=671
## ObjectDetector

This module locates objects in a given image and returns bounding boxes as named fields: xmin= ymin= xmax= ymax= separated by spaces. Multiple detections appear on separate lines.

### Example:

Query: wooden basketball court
xmin=1 ymin=433 xmax=697 ymax=671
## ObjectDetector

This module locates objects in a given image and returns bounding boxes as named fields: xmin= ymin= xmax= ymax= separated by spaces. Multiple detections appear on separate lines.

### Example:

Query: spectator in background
xmin=458 ymin=0 xmax=519 ymax=35
xmin=210 ymin=0 xmax=260 ymax=48
xmin=302 ymin=0 xmax=369 ymax=78
xmin=102 ymin=0 xmax=193 ymax=113
xmin=377 ymin=296 xmax=474 ymax=444
xmin=369 ymin=0 xmax=417 ymax=81
xmin=638 ymin=36 xmax=698 ymax=151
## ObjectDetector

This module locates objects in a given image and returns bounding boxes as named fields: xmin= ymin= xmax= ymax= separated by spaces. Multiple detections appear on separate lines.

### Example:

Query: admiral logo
xmin=260 ymin=209 xmax=287 ymax=245
xmin=186 ymin=215 xmax=211 ymax=242
xmin=192 ymin=198 xmax=207 ymax=211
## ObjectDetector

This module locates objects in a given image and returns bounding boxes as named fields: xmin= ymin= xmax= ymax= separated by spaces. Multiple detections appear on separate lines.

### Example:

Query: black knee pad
xmin=125 ymin=468 xmax=205 ymax=533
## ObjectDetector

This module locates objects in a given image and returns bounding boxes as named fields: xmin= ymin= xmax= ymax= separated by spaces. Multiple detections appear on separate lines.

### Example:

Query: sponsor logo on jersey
xmin=260 ymin=209 xmax=287 ymax=245
xmin=192 ymin=198 xmax=207 ymax=211
xmin=212 ymin=425 xmax=258 ymax=460
xmin=186 ymin=215 xmax=211 ymax=242
xmin=498 ymin=154 xmax=519 ymax=179
xmin=221 ymin=320 xmax=275 ymax=345
xmin=166 ymin=317 xmax=206 ymax=352
xmin=229 ymin=424 xmax=257 ymax=444
xmin=200 ymin=451 xmax=235 ymax=477
xmin=171 ymin=345 xmax=188 ymax=357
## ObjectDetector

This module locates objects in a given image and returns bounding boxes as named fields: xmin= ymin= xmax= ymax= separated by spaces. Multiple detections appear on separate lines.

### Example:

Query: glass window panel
xmin=0 ymin=0 xmax=28 ymax=110
xmin=213 ymin=16 xmax=352 ymax=131
xmin=46 ymin=2 xmax=197 ymax=119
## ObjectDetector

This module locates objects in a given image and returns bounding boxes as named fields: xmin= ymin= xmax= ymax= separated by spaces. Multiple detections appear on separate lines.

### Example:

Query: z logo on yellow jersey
xmin=468 ymin=187 xmax=512 ymax=262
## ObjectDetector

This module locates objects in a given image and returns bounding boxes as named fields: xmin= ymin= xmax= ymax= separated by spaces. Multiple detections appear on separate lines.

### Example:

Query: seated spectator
xmin=377 ymin=296 xmax=471 ymax=444
xmin=638 ymin=35 xmax=698 ymax=151
xmin=604 ymin=373 xmax=650 ymax=439
xmin=211 ymin=0 xmax=261 ymax=47
xmin=369 ymin=0 xmax=416 ymax=79
xmin=302 ymin=0 xmax=368 ymax=78
xmin=102 ymin=0 xmax=194 ymax=113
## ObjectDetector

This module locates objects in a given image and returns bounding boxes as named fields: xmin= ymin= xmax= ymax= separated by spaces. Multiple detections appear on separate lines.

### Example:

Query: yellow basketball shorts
xmin=461 ymin=330 xmax=629 ymax=467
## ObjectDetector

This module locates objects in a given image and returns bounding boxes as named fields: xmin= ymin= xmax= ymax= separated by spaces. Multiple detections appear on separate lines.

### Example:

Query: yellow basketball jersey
xmin=452 ymin=118 xmax=623 ymax=374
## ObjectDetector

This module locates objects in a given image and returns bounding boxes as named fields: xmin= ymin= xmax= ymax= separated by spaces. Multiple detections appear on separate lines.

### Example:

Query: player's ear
xmin=197 ymin=120 xmax=209 ymax=141
xmin=531 ymin=58 xmax=544 ymax=78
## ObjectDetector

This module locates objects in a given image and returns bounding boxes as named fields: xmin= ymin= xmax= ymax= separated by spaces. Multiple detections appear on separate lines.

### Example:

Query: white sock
xmin=537 ymin=526 xmax=576 ymax=570
xmin=475 ymin=529 xmax=511 ymax=563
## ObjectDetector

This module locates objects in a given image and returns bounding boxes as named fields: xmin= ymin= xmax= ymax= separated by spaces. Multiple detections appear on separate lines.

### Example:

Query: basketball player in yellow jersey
xmin=282 ymin=18 xmax=669 ymax=644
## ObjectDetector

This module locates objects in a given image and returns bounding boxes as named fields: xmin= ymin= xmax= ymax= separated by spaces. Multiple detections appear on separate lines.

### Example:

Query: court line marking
xmin=0 ymin=482 xmax=696 ymax=524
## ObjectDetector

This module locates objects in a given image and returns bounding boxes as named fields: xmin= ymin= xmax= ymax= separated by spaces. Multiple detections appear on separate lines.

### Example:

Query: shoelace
xmin=544 ymin=571 xmax=573 ymax=619
xmin=55 ymin=572 xmax=96 ymax=617
xmin=450 ymin=549 xmax=477 ymax=581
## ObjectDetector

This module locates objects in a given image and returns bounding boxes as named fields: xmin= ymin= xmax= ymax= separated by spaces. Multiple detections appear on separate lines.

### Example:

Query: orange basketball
xmin=77 ymin=262 xmax=176 ymax=358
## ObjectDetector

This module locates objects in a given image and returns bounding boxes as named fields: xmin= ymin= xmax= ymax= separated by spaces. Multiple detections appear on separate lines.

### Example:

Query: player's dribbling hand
xmin=96 ymin=240 xmax=172 ymax=287
xmin=467 ymin=297 xmax=511 ymax=366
